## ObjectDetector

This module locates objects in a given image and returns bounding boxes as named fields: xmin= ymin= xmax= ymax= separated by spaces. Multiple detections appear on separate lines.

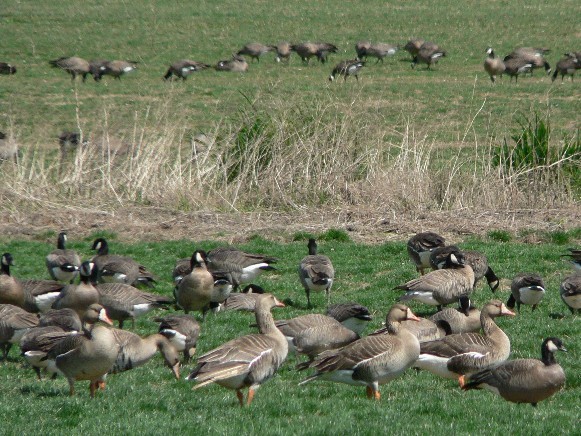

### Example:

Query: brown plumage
xmin=0 ymin=253 xmax=25 ymax=308
xmin=155 ymin=314 xmax=200 ymax=363
xmin=272 ymin=42 xmax=292 ymax=63
xmin=38 ymin=308 xmax=82 ymax=331
xmin=45 ymin=231 xmax=81 ymax=284
xmin=503 ymin=56 xmax=534 ymax=82
xmin=407 ymin=231 xmax=446 ymax=275
xmin=552 ymin=55 xmax=579 ymax=82
xmin=163 ymin=60 xmax=210 ymax=80
xmin=215 ymin=55 xmax=248 ymax=72
xmin=291 ymin=42 xmax=338 ymax=64
xmin=560 ymin=272 xmax=581 ymax=315
xmin=175 ymin=250 xmax=214 ymax=317
xmin=0 ymin=132 xmax=18 ymax=162
xmin=404 ymin=39 xmax=425 ymax=58
xmin=49 ymin=56 xmax=91 ymax=81
xmin=0 ymin=304 xmax=39 ymax=359
xmin=355 ymin=41 xmax=371 ymax=59
xmin=507 ymin=273 xmax=545 ymax=312
xmin=325 ymin=302 xmax=372 ymax=335
xmin=428 ymin=295 xmax=481 ymax=334
xmin=94 ymin=60 xmax=137 ymax=80
xmin=504 ymin=47 xmax=551 ymax=75
xmin=484 ymin=47 xmax=506 ymax=83
xmin=430 ymin=246 xmax=499 ymax=291
xmin=207 ymin=246 xmax=277 ymax=290
xmin=298 ymin=239 xmax=335 ymax=308
xmin=236 ymin=43 xmax=274 ymax=62
xmin=411 ymin=42 xmax=447 ymax=70
xmin=51 ymin=261 xmax=101 ymax=318
xmin=364 ymin=43 xmax=398 ymax=63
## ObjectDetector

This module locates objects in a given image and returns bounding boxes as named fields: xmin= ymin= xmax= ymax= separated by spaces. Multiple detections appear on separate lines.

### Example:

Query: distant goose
xmin=459 ymin=337 xmax=567 ymax=406
xmin=0 ymin=62 xmax=17 ymax=75
xmin=365 ymin=43 xmax=398 ymax=63
xmin=291 ymin=42 xmax=338 ymax=64
xmin=49 ymin=56 xmax=91 ymax=81
xmin=507 ymin=273 xmax=545 ymax=312
xmin=236 ymin=43 xmax=274 ymax=62
xmin=407 ymin=231 xmax=446 ymax=275
xmin=272 ymin=42 xmax=292 ymax=63
xmin=355 ymin=41 xmax=371 ymax=60
xmin=560 ymin=272 xmax=581 ymax=315
xmin=0 ymin=132 xmax=18 ymax=162
xmin=404 ymin=39 xmax=425 ymax=58
xmin=175 ymin=250 xmax=215 ymax=317
xmin=329 ymin=59 xmax=365 ymax=82
xmin=552 ymin=55 xmax=578 ymax=82
xmin=411 ymin=42 xmax=447 ymax=70
xmin=215 ymin=55 xmax=249 ymax=72
xmin=504 ymin=47 xmax=551 ymax=75
xmin=562 ymin=248 xmax=581 ymax=271
xmin=503 ymin=57 xmax=534 ymax=82
xmin=155 ymin=313 xmax=200 ymax=363
xmin=298 ymin=238 xmax=335 ymax=308
xmin=94 ymin=60 xmax=137 ymax=80
xmin=483 ymin=47 xmax=506 ymax=83
xmin=45 ymin=231 xmax=81 ymax=283
xmin=163 ymin=60 xmax=210 ymax=80
xmin=0 ymin=304 xmax=39 ymax=359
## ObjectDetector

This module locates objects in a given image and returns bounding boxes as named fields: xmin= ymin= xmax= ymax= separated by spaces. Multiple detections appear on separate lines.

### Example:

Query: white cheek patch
xmin=547 ymin=340 xmax=558 ymax=352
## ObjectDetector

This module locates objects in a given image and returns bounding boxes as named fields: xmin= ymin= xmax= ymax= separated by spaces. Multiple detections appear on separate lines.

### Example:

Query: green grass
xmin=0 ymin=234 xmax=580 ymax=434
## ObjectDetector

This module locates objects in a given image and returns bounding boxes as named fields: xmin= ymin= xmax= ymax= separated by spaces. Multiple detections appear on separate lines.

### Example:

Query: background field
xmin=0 ymin=232 xmax=580 ymax=434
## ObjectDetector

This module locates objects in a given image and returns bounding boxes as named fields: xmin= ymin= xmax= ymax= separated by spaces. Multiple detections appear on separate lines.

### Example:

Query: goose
xmin=45 ymin=231 xmax=82 ymax=283
xmin=291 ymin=42 xmax=338 ymax=64
xmin=404 ymin=39 xmax=425 ymax=58
xmin=236 ymin=43 xmax=274 ymax=62
xmin=503 ymin=57 xmax=534 ymax=82
xmin=365 ymin=43 xmax=398 ymax=63
xmin=51 ymin=261 xmax=101 ymax=318
xmin=483 ymin=47 xmax=506 ymax=83
xmin=49 ymin=56 xmax=91 ymax=81
xmin=428 ymin=295 xmax=481 ymax=334
xmin=298 ymin=238 xmax=335 ymax=308
xmin=459 ymin=337 xmax=567 ymax=406
xmin=215 ymin=55 xmax=249 ymax=72
xmin=430 ymin=246 xmax=499 ymax=291
xmin=218 ymin=284 xmax=266 ymax=312
xmin=88 ymin=59 xmax=109 ymax=81
xmin=298 ymin=304 xmax=420 ymax=400
xmin=272 ymin=42 xmax=292 ymax=63
xmin=207 ymin=246 xmax=277 ymax=290
xmin=0 ymin=304 xmax=39 ymax=359
xmin=108 ymin=328 xmax=180 ymax=379
xmin=325 ymin=302 xmax=372 ymax=335
xmin=41 ymin=303 xmax=119 ymax=397
xmin=0 ymin=62 xmax=17 ymax=75
xmin=38 ymin=308 xmax=82 ymax=331
xmin=507 ymin=273 xmax=545 ymax=312
xmin=187 ymin=293 xmax=287 ymax=406
xmin=355 ymin=41 xmax=371 ymax=60
xmin=163 ymin=60 xmax=210 ymax=80
xmin=94 ymin=60 xmax=137 ymax=80
xmin=407 ymin=231 xmax=446 ymax=275
xmin=560 ymin=272 xmax=581 ymax=315
xmin=155 ymin=314 xmax=200 ymax=363
xmin=411 ymin=42 xmax=447 ymax=70
xmin=0 ymin=253 xmax=25 ymax=308
xmin=504 ymin=47 xmax=551 ymax=75
xmin=562 ymin=248 xmax=581 ymax=271
xmin=20 ymin=325 xmax=77 ymax=379
xmin=396 ymin=251 xmax=475 ymax=310
xmin=173 ymin=257 xmax=235 ymax=303
xmin=95 ymin=282 xmax=173 ymax=328
xmin=16 ymin=279 xmax=65 ymax=313
xmin=414 ymin=300 xmax=515 ymax=379
xmin=552 ymin=55 xmax=578 ymax=82
xmin=329 ymin=59 xmax=365 ymax=82
xmin=370 ymin=311 xmax=445 ymax=343
xmin=175 ymin=250 xmax=215 ymax=317
xmin=90 ymin=238 xmax=156 ymax=287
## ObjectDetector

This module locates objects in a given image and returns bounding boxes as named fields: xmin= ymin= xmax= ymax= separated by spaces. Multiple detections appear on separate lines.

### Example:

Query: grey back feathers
xmin=329 ymin=59 xmax=365 ymax=82
xmin=407 ymin=231 xmax=446 ymax=275
xmin=484 ymin=47 xmax=506 ymax=83
xmin=298 ymin=239 xmax=335 ymax=308
xmin=45 ymin=231 xmax=81 ymax=284
xmin=560 ymin=272 xmax=581 ymax=315
xmin=49 ymin=56 xmax=91 ymax=81
xmin=507 ymin=273 xmax=545 ymax=312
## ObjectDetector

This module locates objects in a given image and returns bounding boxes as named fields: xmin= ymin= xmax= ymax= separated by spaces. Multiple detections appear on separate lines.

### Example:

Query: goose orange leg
xmin=246 ymin=388 xmax=255 ymax=406
xmin=236 ymin=390 xmax=244 ymax=407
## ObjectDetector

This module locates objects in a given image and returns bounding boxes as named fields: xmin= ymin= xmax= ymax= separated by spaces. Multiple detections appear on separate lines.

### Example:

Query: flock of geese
xmin=0 ymin=231 xmax=579 ymax=407
xmin=1 ymin=40 xmax=579 ymax=83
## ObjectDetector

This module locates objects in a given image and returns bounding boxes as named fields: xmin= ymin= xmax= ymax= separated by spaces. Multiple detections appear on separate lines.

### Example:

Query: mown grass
xmin=0 ymin=233 xmax=580 ymax=434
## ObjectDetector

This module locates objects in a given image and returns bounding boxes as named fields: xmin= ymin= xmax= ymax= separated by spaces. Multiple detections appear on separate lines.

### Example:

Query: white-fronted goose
xmin=0 ymin=62 xmax=17 ymax=74
xmin=396 ymin=252 xmax=475 ymax=309
xmin=175 ymin=250 xmax=214 ymax=317
xmin=370 ymin=311 xmax=445 ymax=343
xmin=325 ymin=302 xmax=372 ymax=336
xmin=428 ymin=295 xmax=481 ymax=334
xmin=507 ymin=273 xmax=545 ymax=312
xmin=299 ymin=239 xmax=335 ymax=308
xmin=560 ymin=272 xmax=581 ymax=315
xmin=562 ymin=248 xmax=581 ymax=271
xmin=298 ymin=304 xmax=420 ymax=400
xmin=155 ymin=314 xmax=200 ymax=363
xmin=414 ymin=300 xmax=515 ymax=379
xmin=0 ymin=304 xmax=39 ymax=359
xmin=407 ymin=232 xmax=446 ymax=275
xmin=187 ymin=294 xmax=287 ymax=406
xmin=430 ymin=246 xmax=499 ymax=291
xmin=215 ymin=55 xmax=249 ymax=72
xmin=96 ymin=282 xmax=173 ymax=328
xmin=49 ymin=56 xmax=90 ymax=81
xmin=483 ymin=47 xmax=506 ymax=83
xmin=46 ymin=231 xmax=81 ymax=283
xmin=236 ymin=43 xmax=274 ymax=62
xmin=20 ymin=325 xmax=77 ymax=379
xmin=218 ymin=284 xmax=266 ymax=312
xmin=329 ymin=59 xmax=365 ymax=82
xmin=52 ymin=261 xmax=101 ymax=318
xmin=108 ymin=328 xmax=180 ymax=379
xmin=460 ymin=337 xmax=567 ymax=406
xmin=163 ymin=60 xmax=210 ymax=80
xmin=91 ymin=238 xmax=156 ymax=287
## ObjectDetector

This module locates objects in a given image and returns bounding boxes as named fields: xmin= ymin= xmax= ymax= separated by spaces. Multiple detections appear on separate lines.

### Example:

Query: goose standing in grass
xmin=560 ymin=272 xmax=581 ymax=315
xmin=329 ymin=59 xmax=365 ymax=82
xmin=428 ymin=295 xmax=481 ymax=334
xmin=459 ymin=337 xmax=567 ymax=406
xmin=365 ymin=43 xmax=398 ymax=63
xmin=355 ymin=41 xmax=371 ymax=60
xmin=552 ymin=55 xmax=578 ymax=82
xmin=49 ymin=56 xmax=91 ymax=81
xmin=562 ymin=248 xmax=581 ymax=271
xmin=90 ymin=238 xmax=156 ymax=287
xmin=0 ymin=253 xmax=25 ymax=308
xmin=187 ymin=294 xmax=287 ymax=406
xmin=175 ymin=250 xmax=215 ymax=318
xmin=507 ymin=273 xmax=545 ymax=312
xmin=215 ymin=55 xmax=249 ymax=72
xmin=404 ymin=39 xmax=425 ymax=59
xmin=0 ymin=62 xmax=17 ymax=74
xmin=0 ymin=304 xmax=39 ymax=359
xmin=503 ymin=57 xmax=533 ymax=82
xmin=407 ymin=232 xmax=446 ymax=275
xmin=46 ymin=231 xmax=81 ymax=283
xmin=236 ymin=43 xmax=274 ymax=62
xmin=52 ymin=261 xmax=101 ymax=318
xmin=155 ymin=313 xmax=200 ymax=363
xmin=94 ymin=60 xmax=137 ymax=80
xmin=298 ymin=304 xmax=420 ymax=400
xmin=411 ymin=42 xmax=447 ymax=70
xmin=414 ymin=300 xmax=515 ymax=379
xmin=503 ymin=47 xmax=551 ymax=76
xmin=298 ymin=239 xmax=335 ymax=308
xmin=272 ymin=42 xmax=292 ymax=63
xmin=325 ymin=302 xmax=372 ymax=336
xmin=483 ymin=47 xmax=506 ymax=83
xmin=163 ymin=60 xmax=210 ymax=80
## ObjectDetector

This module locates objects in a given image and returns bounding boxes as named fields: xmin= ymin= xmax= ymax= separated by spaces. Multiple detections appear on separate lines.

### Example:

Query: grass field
xmin=0 ymin=231 xmax=580 ymax=434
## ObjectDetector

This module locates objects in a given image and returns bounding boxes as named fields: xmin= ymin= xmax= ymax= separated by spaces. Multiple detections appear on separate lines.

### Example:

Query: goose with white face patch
xmin=45 ymin=231 xmax=81 ymax=283
xmin=562 ymin=248 xmax=581 ymax=272
xmin=507 ymin=273 xmax=545 ymax=312
xmin=155 ymin=314 xmax=200 ymax=363
xmin=51 ymin=261 xmax=101 ymax=318
xmin=407 ymin=232 xmax=446 ymax=275
xmin=175 ymin=250 xmax=215 ymax=318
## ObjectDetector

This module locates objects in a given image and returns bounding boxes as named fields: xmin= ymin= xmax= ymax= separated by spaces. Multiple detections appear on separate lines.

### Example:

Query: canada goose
xmin=329 ymin=59 xmax=365 ymax=82
xmin=396 ymin=251 xmax=475 ymax=309
xmin=0 ymin=253 xmax=25 ymax=308
xmin=411 ymin=42 xmax=447 ymax=70
xmin=355 ymin=41 xmax=371 ymax=60
xmin=236 ymin=43 xmax=274 ymax=62
xmin=299 ymin=238 xmax=335 ymax=308
xmin=207 ymin=246 xmax=277 ymax=290
xmin=504 ymin=47 xmax=551 ymax=75
xmin=49 ymin=56 xmax=91 ymax=81
xmin=51 ymin=261 xmax=101 ymax=318
xmin=38 ymin=308 xmax=82 ymax=331
xmin=365 ymin=43 xmax=398 ymax=63
xmin=429 ymin=295 xmax=481 ymax=334
xmin=414 ymin=300 xmax=515 ymax=379
xmin=175 ymin=250 xmax=215 ymax=317
xmin=407 ymin=231 xmax=446 ymax=275
xmin=298 ymin=304 xmax=420 ymax=400
xmin=503 ymin=57 xmax=534 ymax=82
xmin=20 ymin=325 xmax=77 ymax=379
xmin=272 ymin=42 xmax=292 ymax=63
xmin=459 ymin=337 xmax=567 ymax=406
xmin=0 ymin=62 xmax=17 ymax=74
xmin=0 ymin=132 xmax=19 ymax=162
xmin=90 ymin=238 xmax=156 ymax=287
xmin=552 ymin=55 xmax=579 ymax=82
xmin=42 ymin=303 xmax=119 ymax=397
xmin=163 ymin=60 xmax=211 ymax=80
xmin=45 ymin=231 xmax=82 ymax=283
xmin=404 ymin=39 xmax=425 ymax=58
xmin=325 ymin=302 xmax=372 ymax=335
xmin=0 ymin=304 xmax=39 ymax=359
xmin=108 ymin=328 xmax=180 ymax=379
xmin=215 ymin=55 xmax=249 ymax=72
xmin=562 ymin=248 xmax=581 ymax=271
xmin=95 ymin=282 xmax=173 ymax=328
xmin=15 ymin=279 xmax=65 ymax=313
xmin=291 ymin=42 xmax=338 ymax=64
xmin=155 ymin=313 xmax=200 ymax=363
xmin=430 ymin=246 xmax=499 ymax=291
xmin=88 ymin=59 xmax=109 ymax=81
xmin=187 ymin=293 xmax=287 ymax=406
xmin=483 ymin=47 xmax=506 ymax=83
xmin=507 ymin=273 xmax=545 ymax=312
xmin=173 ymin=257 xmax=235 ymax=299
xmin=559 ymin=272 xmax=581 ymax=315
xmin=94 ymin=60 xmax=137 ymax=80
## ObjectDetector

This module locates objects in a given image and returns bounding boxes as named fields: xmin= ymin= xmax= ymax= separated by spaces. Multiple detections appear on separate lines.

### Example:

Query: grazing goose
xmin=236 ymin=43 xmax=274 ymax=62
xmin=0 ymin=62 xmax=17 ymax=74
xmin=355 ymin=41 xmax=371 ymax=60
xmin=175 ymin=250 xmax=215 ymax=317
xmin=90 ymin=238 xmax=156 ymax=287
xmin=45 ymin=231 xmax=82 ymax=283
xmin=429 ymin=295 xmax=481 ymax=334
xmin=218 ymin=284 xmax=266 ymax=312
xmin=370 ymin=311 xmax=445 ymax=343
xmin=396 ymin=252 xmax=475 ymax=310
xmin=552 ymin=55 xmax=578 ymax=82
xmin=94 ymin=60 xmax=137 ymax=80
xmin=0 ymin=304 xmax=39 ymax=359
xmin=88 ymin=59 xmax=109 ymax=81
xmin=38 ymin=308 xmax=82 ymax=331
xmin=215 ymin=55 xmax=249 ymax=72
xmin=504 ymin=47 xmax=551 ymax=75
xmin=503 ymin=57 xmax=534 ymax=82
xmin=325 ymin=302 xmax=372 ymax=336
xmin=411 ymin=42 xmax=447 ymax=70
xmin=459 ymin=337 xmax=567 ymax=406
xmin=187 ymin=294 xmax=287 ymax=406
xmin=108 ymin=328 xmax=180 ymax=379
xmin=407 ymin=232 xmax=446 ymax=275
xmin=298 ymin=239 xmax=335 ymax=308
xmin=291 ymin=42 xmax=338 ymax=64
xmin=207 ymin=246 xmax=277 ymax=290
xmin=430 ymin=246 xmax=499 ymax=291
xmin=560 ymin=272 xmax=581 ymax=315
xmin=365 ymin=43 xmax=398 ymax=63
xmin=272 ymin=42 xmax=292 ymax=63
xmin=51 ymin=261 xmax=101 ymax=318
xmin=404 ymin=39 xmax=425 ymax=58
xmin=507 ymin=273 xmax=545 ymax=312
xmin=298 ymin=304 xmax=421 ymax=400
xmin=20 ymin=325 xmax=77 ymax=379
xmin=414 ymin=300 xmax=515 ymax=379
xmin=483 ymin=47 xmax=506 ymax=83
xmin=562 ymin=248 xmax=581 ymax=271
xmin=163 ymin=60 xmax=210 ymax=80
xmin=329 ymin=59 xmax=365 ymax=82
xmin=96 ymin=282 xmax=173 ymax=328
xmin=155 ymin=314 xmax=200 ymax=363
xmin=49 ymin=56 xmax=91 ymax=81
